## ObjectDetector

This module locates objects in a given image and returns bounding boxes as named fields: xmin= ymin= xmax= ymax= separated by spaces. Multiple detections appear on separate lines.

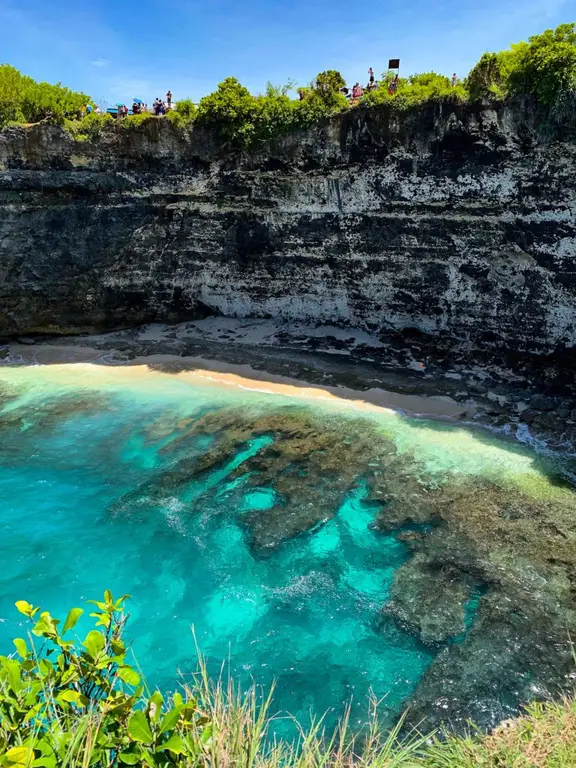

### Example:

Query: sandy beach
xmin=4 ymin=342 xmax=472 ymax=421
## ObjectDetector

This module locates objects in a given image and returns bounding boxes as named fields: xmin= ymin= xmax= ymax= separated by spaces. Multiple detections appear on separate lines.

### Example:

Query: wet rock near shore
xmin=375 ymin=473 xmax=576 ymax=731
xmin=101 ymin=391 xmax=576 ymax=733
xmin=111 ymin=405 xmax=390 ymax=551
xmin=9 ymin=312 xmax=576 ymax=453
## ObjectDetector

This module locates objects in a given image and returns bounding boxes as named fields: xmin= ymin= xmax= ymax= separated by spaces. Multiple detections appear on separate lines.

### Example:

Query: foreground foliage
xmin=1 ymin=593 xmax=575 ymax=767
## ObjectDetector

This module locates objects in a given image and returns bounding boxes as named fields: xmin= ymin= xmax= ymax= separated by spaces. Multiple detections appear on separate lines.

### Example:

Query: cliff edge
xmin=0 ymin=100 xmax=575 ymax=368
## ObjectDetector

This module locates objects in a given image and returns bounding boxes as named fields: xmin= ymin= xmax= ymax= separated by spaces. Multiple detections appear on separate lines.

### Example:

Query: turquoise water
xmin=0 ymin=364 xmax=573 ymax=733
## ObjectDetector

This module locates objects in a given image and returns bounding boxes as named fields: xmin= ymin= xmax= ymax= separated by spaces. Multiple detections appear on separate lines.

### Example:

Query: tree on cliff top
xmin=196 ymin=76 xmax=259 ymax=145
xmin=467 ymin=22 xmax=576 ymax=108
xmin=0 ymin=64 xmax=90 ymax=128
xmin=196 ymin=72 xmax=347 ymax=148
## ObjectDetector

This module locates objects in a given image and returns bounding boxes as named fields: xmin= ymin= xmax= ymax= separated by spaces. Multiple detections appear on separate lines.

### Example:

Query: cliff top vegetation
xmin=2 ymin=591 xmax=576 ymax=767
xmin=1 ymin=21 xmax=575 ymax=149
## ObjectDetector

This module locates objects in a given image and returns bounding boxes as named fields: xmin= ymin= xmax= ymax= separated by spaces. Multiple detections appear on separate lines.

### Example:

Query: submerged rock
xmin=384 ymin=556 xmax=473 ymax=645
xmin=374 ymin=475 xmax=576 ymax=731
xmin=112 ymin=404 xmax=391 ymax=550
xmin=106 ymin=394 xmax=576 ymax=734
xmin=0 ymin=390 xmax=110 ymax=433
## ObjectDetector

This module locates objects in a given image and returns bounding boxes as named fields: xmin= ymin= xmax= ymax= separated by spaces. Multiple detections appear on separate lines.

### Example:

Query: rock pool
xmin=1 ymin=363 xmax=575 ymax=735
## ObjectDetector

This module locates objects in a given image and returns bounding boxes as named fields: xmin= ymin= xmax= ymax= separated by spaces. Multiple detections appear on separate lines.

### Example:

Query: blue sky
xmin=1 ymin=0 xmax=575 ymax=106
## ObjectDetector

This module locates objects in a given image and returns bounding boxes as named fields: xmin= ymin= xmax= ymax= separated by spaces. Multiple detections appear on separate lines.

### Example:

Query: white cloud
xmin=91 ymin=59 xmax=109 ymax=68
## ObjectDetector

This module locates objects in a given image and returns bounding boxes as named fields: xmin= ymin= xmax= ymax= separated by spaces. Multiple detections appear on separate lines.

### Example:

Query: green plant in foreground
xmin=0 ymin=592 xmax=429 ymax=767
xmin=2 ymin=594 xmax=576 ymax=767
xmin=0 ymin=592 xmax=211 ymax=767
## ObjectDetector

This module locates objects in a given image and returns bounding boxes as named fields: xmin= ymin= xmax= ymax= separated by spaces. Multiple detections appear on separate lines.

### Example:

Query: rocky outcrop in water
xmin=101 ymin=398 xmax=576 ymax=733
xmin=0 ymin=101 xmax=575 ymax=379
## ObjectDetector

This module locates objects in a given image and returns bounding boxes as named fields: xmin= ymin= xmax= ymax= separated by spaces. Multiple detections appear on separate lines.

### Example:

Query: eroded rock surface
xmin=0 ymin=101 xmax=575 ymax=378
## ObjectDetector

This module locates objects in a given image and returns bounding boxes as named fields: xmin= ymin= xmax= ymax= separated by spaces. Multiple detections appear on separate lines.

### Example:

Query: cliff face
xmin=1 ymin=101 xmax=575 ymax=363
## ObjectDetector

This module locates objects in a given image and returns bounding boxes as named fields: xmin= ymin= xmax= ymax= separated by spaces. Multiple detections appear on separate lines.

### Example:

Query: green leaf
xmin=4 ymin=746 xmax=34 ymax=767
xmin=150 ymin=690 xmax=164 ymax=707
xmin=158 ymin=734 xmax=185 ymax=754
xmin=57 ymin=689 xmax=88 ymax=707
xmin=127 ymin=710 xmax=154 ymax=744
xmin=38 ymin=658 xmax=54 ymax=678
xmin=83 ymin=629 xmax=105 ymax=658
xmin=159 ymin=705 xmax=183 ymax=734
xmin=118 ymin=753 xmax=141 ymax=766
xmin=31 ymin=612 xmax=59 ymax=639
xmin=148 ymin=690 xmax=164 ymax=723
xmin=104 ymin=589 xmax=113 ymax=605
xmin=89 ymin=611 xmax=111 ymax=629
xmin=31 ymin=739 xmax=54 ymax=757
xmin=200 ymin=724 xmax=214 ymax=746
xmin=7 ymin=660 xmax=22 ymax=694
xmin=86 ymin=600 xmax=108 ymax=611
xmin=14 ymin=600 xmax=34 ymax=618
xmin=23 ymin=703 xmax=42 ymax=723
xmin=32 ymin=759 xmax=57 ymax=768
xmin=114 ymin=594 xmax=131 ymax=610
xmin=111 ymin=638 xmax=126 ymax=655
xmin=118 ymin=666 xmax=141 ymax=687
xmin=13 ymin=638 xmax=28 ymax=658
xmin=60 ymin=667 xmax=80 ymax=685
xmin=62 ymin=607 xmax=84 ymax=634
xmin=181 ymin=704 xmax=199 ymax=722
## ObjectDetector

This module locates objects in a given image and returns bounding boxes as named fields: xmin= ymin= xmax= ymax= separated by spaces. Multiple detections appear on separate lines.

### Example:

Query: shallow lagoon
xmin=1 ymin=363 xmax=575 ymax=733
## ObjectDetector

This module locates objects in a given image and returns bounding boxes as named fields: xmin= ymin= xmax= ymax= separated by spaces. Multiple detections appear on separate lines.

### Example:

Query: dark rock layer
xmin=0 ymin=101 xmax=575 ymax=376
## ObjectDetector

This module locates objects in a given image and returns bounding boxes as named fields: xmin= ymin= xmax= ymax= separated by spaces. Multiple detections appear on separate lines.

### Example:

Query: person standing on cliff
xmin=351 ymin=82 xmax=363 ymax=103
xmin=166 ymin=90 xmax=172 ymax=108
xmin=452 ymin=73 xmax=457 ymax=88
xmin=368 ymin=67 xmax=375 ymax=85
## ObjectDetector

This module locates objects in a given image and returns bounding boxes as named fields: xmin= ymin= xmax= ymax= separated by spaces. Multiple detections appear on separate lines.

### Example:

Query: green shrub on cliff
xmin=0 ymin=64 xmax=90 ymax=128
xmin=467 ymin=22 xmax=576 ymax=109
xmin=65 ymin=111 xmax=114 ymax=140
xmin=196 ymin=72 xmax=347 ymax=148
xmin=362 ymin=71 xmax=468 ymax=109
xmin=122 ymin=112 xmax=158 ymax=130
xmin=167 ymin=97 xmax=197 ymax=127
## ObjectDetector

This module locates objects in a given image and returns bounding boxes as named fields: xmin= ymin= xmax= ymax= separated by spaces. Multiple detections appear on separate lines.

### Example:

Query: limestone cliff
xmin=1 ymin=101 xmax=575 ymax=365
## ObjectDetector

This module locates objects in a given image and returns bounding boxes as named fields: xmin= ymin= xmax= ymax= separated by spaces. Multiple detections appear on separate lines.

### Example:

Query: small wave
xmin=268 ymin=571 xmax=334 ymax=599
xmin=0 ymin=348 xmax=26 ymax=366
xmin=162 ymin=497 xmax=186 ymax=534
